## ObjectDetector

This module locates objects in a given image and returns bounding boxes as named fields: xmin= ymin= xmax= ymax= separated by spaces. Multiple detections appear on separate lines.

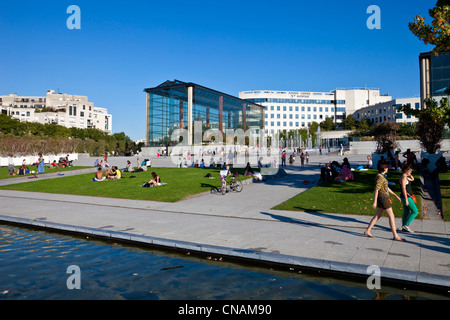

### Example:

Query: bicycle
xmin=211 ymin=175 xmax=243 ymax=195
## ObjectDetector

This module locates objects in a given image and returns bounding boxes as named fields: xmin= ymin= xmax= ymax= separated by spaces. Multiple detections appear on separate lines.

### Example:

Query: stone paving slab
xmin=0 ymin=154 xmax=448 ymax=290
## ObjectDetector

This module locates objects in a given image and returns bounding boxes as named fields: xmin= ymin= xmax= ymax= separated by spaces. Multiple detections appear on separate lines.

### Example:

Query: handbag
xmin=410 ymin=194 xmax=417 ymax=204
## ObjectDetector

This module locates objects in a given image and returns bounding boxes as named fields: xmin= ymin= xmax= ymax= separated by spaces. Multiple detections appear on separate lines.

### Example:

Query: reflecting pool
xmin=0 ymin=224 xmax=447 ymax=300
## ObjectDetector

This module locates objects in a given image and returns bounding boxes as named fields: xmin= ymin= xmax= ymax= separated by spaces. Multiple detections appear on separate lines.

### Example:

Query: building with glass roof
xmin=144 ymin=80 xmax=265 ymax=147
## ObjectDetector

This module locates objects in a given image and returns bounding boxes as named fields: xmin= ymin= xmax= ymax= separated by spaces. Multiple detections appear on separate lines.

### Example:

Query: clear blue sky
xmin=0 ymin=0 xmax=436 ymax=140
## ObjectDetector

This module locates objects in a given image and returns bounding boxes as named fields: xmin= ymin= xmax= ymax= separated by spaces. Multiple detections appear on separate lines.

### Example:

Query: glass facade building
xmin=419 ymin=51 xmax=450 ymax=105
xmin=144 ymin=80 xmax=264 ymax=147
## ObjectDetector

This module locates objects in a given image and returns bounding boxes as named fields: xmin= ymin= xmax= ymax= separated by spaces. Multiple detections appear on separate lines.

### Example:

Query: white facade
xmin=353 ymin=97 xmax=420 ymax=125
xmin=0 ymin=90 xmax=112 ymax=134
xmin=239 ymin=88 xmax=391 ymax=134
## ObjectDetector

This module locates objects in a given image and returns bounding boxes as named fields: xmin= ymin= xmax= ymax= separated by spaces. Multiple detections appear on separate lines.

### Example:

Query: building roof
xmin=144 ymin=80 xmax=264 ymax=109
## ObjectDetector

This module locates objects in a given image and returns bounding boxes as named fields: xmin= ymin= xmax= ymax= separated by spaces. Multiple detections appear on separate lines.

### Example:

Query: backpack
xmin=141 ymin=182 xmax=153 ymax=187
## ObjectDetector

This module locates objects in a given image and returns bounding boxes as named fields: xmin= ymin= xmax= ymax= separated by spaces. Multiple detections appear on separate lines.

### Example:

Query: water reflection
xmin=0 ymin=224 xmax=447 ymax=300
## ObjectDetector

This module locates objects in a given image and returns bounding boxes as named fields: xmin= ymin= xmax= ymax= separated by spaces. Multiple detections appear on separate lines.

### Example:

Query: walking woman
xmin=364 ymin=162 xmax=405 ymax=241
xmin=399 ymin=164 xmax=419 ymax=233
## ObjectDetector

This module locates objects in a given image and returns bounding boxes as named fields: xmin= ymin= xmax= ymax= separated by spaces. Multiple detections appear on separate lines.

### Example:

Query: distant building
xmin=0 ymin=90 xmax=112 ymax=133
xmin=239 ymin=88 xmax=392 ymax=135
xmin=353 ymin=97 xmax=420 ymax=125
xmin=419 ymin=50 xmax=450 ymax=106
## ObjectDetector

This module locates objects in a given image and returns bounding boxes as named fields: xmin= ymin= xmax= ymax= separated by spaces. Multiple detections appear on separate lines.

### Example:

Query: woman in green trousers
xmin=399 ymin=164 xmax=419 ymax=233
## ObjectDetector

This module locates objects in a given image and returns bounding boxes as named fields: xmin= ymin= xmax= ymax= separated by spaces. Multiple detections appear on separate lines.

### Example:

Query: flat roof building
xmin=0 ymin=90 xmax=112 ymax=134
xmin=239 ymin=88 xmax=392 ymax=135
xmin=144 ymin=80 xmax=265 ymax=147
xmin=353 ymin=97 xmax=420 ymax=125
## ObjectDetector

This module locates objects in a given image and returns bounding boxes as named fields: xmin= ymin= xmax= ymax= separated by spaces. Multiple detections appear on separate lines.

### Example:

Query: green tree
xmin=399 ymin=98 xmax=449 ymax=153
xmin=320 ymin=117 xmax=335 ymax=131
xmin=341 ymin=115 xmax=358 ymax=130
xmin=373 ymin=122 xmax=399 ymax=154
xmin=409 ymin=0 xmax=450 ymax=55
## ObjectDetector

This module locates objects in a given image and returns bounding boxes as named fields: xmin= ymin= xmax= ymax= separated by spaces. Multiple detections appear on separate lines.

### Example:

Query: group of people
xmin=93 ymin=160 xmax=162 ymax=187
xmin=320 ymin=157 xmax=354 ymax=183
xmin=7 ymin=153 xmax=47 ymax=176
xmin=93 ymin=166 xmax=122 ymax=181
xmin=364 ymin=161 xmax=419 ymax=240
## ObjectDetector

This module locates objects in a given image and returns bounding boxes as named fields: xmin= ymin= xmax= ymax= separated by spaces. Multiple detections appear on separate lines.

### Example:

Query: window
xmin=283 ymin=106 xmax=286 ymax=111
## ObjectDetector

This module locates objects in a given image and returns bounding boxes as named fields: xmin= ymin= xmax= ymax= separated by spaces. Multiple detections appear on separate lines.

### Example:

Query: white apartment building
xmin=0 ymin=90 xmax=112 ymax=134
xmin=353 ymin=97 xmax=420 ymax=125
xmin=239 ymin=88 xmax=392 ymax=134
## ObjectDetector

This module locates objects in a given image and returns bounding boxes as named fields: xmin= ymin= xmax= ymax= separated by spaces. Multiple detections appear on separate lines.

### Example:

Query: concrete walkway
xmin=0 ymin=154 xmax=449 ymax=290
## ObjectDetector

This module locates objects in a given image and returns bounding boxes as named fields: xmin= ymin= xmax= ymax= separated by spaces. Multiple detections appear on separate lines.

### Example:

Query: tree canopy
xmin=409 ymin=0 xmax=450 ymax=54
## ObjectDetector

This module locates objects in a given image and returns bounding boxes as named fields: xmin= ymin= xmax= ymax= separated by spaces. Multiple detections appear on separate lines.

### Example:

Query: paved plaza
xmin=0 ymin=153 xmax=449 ymax=290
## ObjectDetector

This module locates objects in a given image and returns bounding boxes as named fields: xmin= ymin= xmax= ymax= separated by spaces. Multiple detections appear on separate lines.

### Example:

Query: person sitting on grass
xmin=93 ymin=167 xmax=106 ymax=181
xmin=124 ymin=160 xmax=134 ymax=172
xmin=106 ymin=167 xmax=117 ymax=180
xmin=49 ymin=160 xmax=58 ymax=169
xmin=17 ymin=165 xmax=26 ymax=175
xmin=148 ymin=172 xmax=161 ymax=186
xmin=244 ymin=162 xmax=254 ymax=176
xmin=114 ymin=166 xmax=121 ymax=179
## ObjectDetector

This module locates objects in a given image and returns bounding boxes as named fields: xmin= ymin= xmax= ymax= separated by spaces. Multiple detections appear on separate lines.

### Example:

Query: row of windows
xmin=265 ymin=121 xmax=315 ymax=127
xmin=358 ymin=103 xmax=419 ymax=117
xmin=264 ymin=106 xmax=346 ymax=112
xmin=265 ymin=113 xmax=330 ymax=120
xmin=247 ymin=98 xmax=346 ymax=105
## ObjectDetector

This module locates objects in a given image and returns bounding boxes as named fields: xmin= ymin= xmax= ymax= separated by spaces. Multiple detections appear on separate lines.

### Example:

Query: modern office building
xmin=0 ymin=90 xmax=112 ymax=133
xmin=353 ymin=97 xmax=420 ymax=125
xmin=239 ymin=88 xmax=392 ymax=134
xmin=144 ymin=80 xmax=265 ymax=147
xmin=419 ymin=50 xmax=450 ymax=106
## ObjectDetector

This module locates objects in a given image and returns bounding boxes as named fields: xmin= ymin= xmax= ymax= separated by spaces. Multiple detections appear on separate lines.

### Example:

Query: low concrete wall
xmin=0 ymin=153 xmax=80 ymax=167
xmin=348 ymin=139 xmax=450 ymax=156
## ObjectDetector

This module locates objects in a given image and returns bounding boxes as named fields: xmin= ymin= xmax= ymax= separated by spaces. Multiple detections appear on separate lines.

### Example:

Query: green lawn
xmin=0 ymin=165 xmax=91 ymax=180
xmin=273 ymin=169 xmax=422 ymax=218
xmin=0 ymin=167 xmax=255 ymax=202
xmin=438 ymin=172 xmax=450 ymax=221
